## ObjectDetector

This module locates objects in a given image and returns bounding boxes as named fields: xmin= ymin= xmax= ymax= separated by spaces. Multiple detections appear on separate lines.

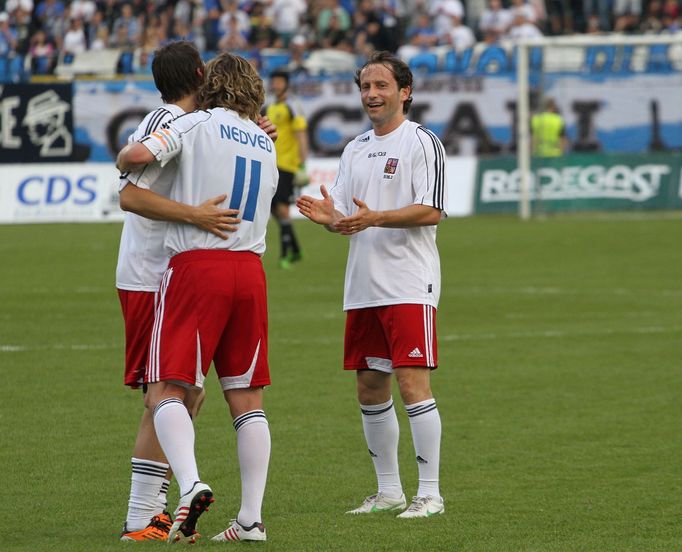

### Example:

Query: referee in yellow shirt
xmin=531 ymin=97 xmax=568 ymax=158
xmin=266 ymin=70 xmax=308 ymax=269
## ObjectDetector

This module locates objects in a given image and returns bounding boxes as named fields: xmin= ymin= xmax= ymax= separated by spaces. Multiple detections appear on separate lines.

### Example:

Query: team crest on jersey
xmin=384 ymin=158 xmax=399 ymax=174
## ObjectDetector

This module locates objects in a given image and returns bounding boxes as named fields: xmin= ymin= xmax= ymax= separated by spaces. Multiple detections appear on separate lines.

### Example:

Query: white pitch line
xmin=1 ymin=343 xmax=119 ymax=353
xmin=3 ymin=325 xmax=680 ymax=353
xmin=441 ymin=325 xmax=682 ymax=342
xmin=442 ymin=286 xmax=682 ymax=297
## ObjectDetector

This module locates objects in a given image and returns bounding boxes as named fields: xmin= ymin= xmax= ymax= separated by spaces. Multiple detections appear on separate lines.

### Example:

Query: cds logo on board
xmin=17 ymin=175 xmax=98 ymax=206
xmin=0 ymin=163 xmax=122 ymax=223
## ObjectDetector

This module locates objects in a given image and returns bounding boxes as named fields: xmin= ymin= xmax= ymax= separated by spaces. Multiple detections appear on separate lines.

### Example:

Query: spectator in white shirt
xmin=70 ymin=0 xmax=96 ymax=23
xmin=5 ymin=0 xmax=34 ymax=14
xmin=429 ymin=0 xmax=464 ymax=36
xmin=506 ymin=12 xmax=544 ymax=39
xmin=63 ymin=16 xmax=87 ymax=54
xmin=268 ymin=0 xmax=307 ymax=47
xmin=478 ymin=0 xmax=513 ymax=43
xmin=446 ymin=14 xmax=475 ymax=50
xmin=509 ymin=0 xmax=538 ymax=24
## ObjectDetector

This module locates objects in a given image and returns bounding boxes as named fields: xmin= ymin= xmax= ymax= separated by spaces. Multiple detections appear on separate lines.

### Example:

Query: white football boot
xmin=346 ymin=492 xmax=407 ymax=514
xmin=211 ymin=519 xmax=267 ymax=542
xmin=167 ymin=481 xmax=214 ymax=543
xmin=396 ymin=495 xmax=445 ymax=518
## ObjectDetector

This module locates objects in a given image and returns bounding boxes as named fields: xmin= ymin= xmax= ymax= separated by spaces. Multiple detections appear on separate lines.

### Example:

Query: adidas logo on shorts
xmin=408 ymin=348 xmax=424 ymax=359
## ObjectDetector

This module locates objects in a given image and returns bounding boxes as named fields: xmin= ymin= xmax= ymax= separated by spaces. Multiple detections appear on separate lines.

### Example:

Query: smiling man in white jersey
xmin=117 ymin=52 xmax=277 ymax=543
xmin=297 ymin=50 xmax=447 ymax=519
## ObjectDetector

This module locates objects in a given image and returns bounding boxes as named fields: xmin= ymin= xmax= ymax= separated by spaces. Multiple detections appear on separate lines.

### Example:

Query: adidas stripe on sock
xmin=126 ymin=458 xmax=169 ymax=531
xmin=234 ymin=410 xmax=270 ymax=526
xmin=360 ymin=399 xmax=403 ymax=499
xmin=405 ymin=398 xmax=441 ymax=499
xmin=156 ymin=478 xmax=171 ymax=513
xmin=153 ymin=397 xmax=199 ymax=496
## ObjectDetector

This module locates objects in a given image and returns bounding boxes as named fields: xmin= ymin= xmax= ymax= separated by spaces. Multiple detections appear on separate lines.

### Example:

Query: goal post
xmin=516 ymin=34 xmax=682 ymax=220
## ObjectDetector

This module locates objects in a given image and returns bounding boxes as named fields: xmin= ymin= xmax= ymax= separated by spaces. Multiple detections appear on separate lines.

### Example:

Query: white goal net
xmin=514 ymin=34 xmax=682 ymax=218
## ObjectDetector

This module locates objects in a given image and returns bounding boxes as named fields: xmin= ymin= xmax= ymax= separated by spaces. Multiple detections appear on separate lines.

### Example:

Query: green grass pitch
xmin=1 ymin=212 xmax=681 ymax=551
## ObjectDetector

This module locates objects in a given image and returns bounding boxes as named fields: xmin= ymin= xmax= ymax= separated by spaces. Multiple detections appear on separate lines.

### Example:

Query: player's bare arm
xmin=120 ymin=185 xmax=241 ymax=240
xmin=296 ymin=185 xmax=344 ymax=231
xmin=335 ymin=200 xmax=441 ymax=235
xmin=116 ymin=142 xmax=155 ymax=172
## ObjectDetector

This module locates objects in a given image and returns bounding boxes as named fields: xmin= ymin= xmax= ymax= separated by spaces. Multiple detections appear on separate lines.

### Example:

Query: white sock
xmin=125 ymin=458 xmax=169 ymax=531
xmin=152 ymin=398 xmax=199 ymax=496
xmin=156 ymin=478 xmax=171 ymax=513
xmin=405 ymin=399 xmax=441 ymax=498
xmin=360 ymin=399 xmax=403 ymax=499
xmin=234 ymin=410 xmax=271 ymax=526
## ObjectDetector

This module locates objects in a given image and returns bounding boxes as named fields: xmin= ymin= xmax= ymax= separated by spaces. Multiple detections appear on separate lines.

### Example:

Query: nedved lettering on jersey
xmin=220 ymin=124 xmax=273 ymax=152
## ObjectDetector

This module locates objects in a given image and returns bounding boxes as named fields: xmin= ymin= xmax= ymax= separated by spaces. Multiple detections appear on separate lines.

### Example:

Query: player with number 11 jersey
xmin=117 ymin=53 xmax=278 ymax=543
xmin=139 ymin=109 xmax=277 ymax=257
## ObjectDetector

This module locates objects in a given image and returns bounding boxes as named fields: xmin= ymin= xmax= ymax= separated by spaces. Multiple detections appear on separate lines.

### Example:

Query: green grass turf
xmin=1 ymin=213 xmax=681 ymax=551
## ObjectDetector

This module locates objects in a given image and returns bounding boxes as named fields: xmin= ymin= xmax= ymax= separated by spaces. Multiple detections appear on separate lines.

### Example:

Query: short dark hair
xmin=151 ymin=40 xmax=204 ymax=104
xmin=269 ymin=69 xmax=290 ymax=83
xmin=354 ymin=51 xmax=413 ymax=114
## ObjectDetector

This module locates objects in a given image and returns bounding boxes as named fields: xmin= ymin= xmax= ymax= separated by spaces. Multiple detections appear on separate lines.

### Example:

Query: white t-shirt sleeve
xmin=118 ymin=106 xmax=178 ymax=191
xmin=120 ymin=162 xmax=165 ymax=191
xmin=413 ymin=126 xmax=447 ymax=212
xmin=141 ymin=126 xmax=183 ymax=168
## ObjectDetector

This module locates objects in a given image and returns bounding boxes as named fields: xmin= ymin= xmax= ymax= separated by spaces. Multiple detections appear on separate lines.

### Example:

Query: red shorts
xmin=146 ymin=249 xmax=270 ymax=390
xmin=118 ymin=289 xmax=156 ymax=388
xmin=344 ymin=304 xmax=438 ymax=372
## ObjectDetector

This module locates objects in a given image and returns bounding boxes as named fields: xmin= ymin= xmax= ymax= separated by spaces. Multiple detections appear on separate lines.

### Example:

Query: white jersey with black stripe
xmin=116 ymin=103 xmax=185 ymax=291
xmin=141 ymin=108 xmax=278 ymax=256
xmin=329 ymin=120 xmax=447 ymax=311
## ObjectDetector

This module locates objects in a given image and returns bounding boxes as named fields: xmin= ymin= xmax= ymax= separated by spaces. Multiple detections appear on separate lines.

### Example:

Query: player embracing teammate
xmin=116 ymin=45 xmax=277 ymax=543
xmin=114 ymin=44 xmax=445 ymax=546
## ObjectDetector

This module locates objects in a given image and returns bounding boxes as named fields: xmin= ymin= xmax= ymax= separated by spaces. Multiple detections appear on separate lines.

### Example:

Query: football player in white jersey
xmin=117 ymin=53 xmax=278 ymax=543
xmin=297 ymin=51 xmax=447 ymax=519
xmin=116 ymin=41 xmax=277 ymax=542
xmin=117 ymin=40 xmax=239 ymax=543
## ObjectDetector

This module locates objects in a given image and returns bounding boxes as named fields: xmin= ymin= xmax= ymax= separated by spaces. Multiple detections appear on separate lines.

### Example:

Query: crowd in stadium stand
xmin=0 ymin=0 xmax=680 ymax=77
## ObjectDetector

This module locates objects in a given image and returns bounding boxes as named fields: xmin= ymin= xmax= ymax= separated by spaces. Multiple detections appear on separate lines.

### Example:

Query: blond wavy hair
xmin=197 ymin=53 xmax=264 ymax=121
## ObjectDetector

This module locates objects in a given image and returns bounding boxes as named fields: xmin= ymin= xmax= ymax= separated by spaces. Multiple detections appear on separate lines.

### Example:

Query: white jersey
xmin=140 ymin=108 xmax=277 ymax=256
xmin=330 ymin=120 xmax=447 ymax=311
xmin=115 ymin=103 xmax=185 ymax=292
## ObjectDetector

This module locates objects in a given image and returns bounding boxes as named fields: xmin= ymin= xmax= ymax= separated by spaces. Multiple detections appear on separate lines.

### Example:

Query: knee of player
xmin=395 ymin=368 xmax=433 ymax=404
xmin=223 ymin=387 xmax=265 ymax=418
xmin=356 ymin=370 xmax=392 ymax=404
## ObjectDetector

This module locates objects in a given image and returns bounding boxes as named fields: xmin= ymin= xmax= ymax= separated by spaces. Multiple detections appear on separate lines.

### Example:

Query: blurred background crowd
xmin=0 ymin=0 xmax=680 ymax=77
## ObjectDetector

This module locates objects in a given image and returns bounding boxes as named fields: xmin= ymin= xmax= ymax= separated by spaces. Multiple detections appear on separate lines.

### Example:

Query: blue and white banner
xmin=0 ymin=157 xmax=477 ymax=223
xmin=72 ymin=70 xmax=682 ymax=162
xmin=0 ymin=163 xmax=122 ymax=223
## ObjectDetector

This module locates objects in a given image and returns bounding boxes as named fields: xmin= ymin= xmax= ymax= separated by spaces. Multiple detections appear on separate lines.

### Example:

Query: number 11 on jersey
xmin=228 ymin=156 xmax=262 ymax=222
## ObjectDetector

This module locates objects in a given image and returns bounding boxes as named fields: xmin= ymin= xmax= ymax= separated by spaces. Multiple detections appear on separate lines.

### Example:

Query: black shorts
xmin=271 ymin=169 xmax=295 ymax=206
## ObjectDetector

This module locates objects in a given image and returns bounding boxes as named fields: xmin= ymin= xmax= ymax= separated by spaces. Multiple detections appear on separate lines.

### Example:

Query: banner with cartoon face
xmin=0 ymin=83 xmax=89 ymax=163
